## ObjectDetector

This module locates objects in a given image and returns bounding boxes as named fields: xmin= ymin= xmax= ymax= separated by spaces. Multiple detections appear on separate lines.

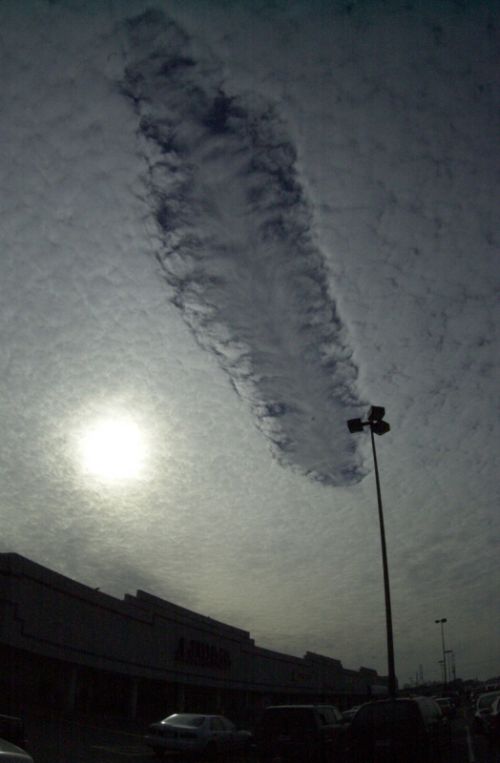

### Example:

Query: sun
xmin=79 ymin=416 xmax=146 ymax=482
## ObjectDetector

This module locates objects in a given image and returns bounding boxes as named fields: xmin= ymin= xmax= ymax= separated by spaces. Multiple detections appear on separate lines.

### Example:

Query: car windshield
xmin=162 ymin=714 xmax=206 ymax=727
xmin=478 ymin=692 xmax=500 ymax=709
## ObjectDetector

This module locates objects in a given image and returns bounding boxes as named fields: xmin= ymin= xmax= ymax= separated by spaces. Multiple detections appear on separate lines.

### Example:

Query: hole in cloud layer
xmin=119 ymin=10 xmax=364 ymax=486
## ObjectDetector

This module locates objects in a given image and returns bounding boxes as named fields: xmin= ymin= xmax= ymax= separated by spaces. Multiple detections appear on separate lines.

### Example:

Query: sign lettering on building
xmin=175 ymin=637 xmax=231 ymax=671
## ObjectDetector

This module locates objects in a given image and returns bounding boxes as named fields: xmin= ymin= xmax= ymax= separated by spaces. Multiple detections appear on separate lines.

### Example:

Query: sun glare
xmin=79 ymin=417 xmax=146 ymax=482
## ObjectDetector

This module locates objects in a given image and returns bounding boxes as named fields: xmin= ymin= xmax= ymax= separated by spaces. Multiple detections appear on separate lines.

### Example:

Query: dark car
xmin=0 ymin=717 xmax=27 ymax=751
xmin=346 ymin=697 xmax=450 ymax=762
xmin=256 ymin=704 xmax=347 ymax=762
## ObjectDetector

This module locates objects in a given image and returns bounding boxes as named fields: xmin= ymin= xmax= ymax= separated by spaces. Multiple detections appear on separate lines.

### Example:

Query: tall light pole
xmin=438 ymin=659 xmax=445 ymax=684
xmin=435 ymin=618 xmax=448 ymax=687
xmin=347 ymin=406 xmax=396 ymax=699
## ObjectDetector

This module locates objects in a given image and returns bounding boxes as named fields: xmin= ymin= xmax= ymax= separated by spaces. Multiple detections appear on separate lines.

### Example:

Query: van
xmin=347 ymin=697 xmax=450 ymax=762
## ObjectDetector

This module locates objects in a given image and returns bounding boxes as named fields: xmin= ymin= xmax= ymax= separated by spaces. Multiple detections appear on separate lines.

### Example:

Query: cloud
xmin=119 ymin=9 xmax=364 ymax=487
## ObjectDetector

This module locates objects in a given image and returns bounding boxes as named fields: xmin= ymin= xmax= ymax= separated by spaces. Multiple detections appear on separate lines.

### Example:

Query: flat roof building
xmin=0 ymin=553 xmax=390 ymax=722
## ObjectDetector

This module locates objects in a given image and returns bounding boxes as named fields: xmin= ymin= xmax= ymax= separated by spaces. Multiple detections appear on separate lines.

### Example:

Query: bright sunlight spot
xmin=79 ymin=417 xmax=146 ymax=482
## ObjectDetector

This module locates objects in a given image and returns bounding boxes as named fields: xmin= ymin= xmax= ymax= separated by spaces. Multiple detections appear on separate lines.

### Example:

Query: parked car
xmin=484 ymin=695 xmax=500 ymax=740
xmin=346 ymin=696 xmax=450 ymax=762
xmin=256 ymin=704 xmax=348 ymax=762
xmin=473 ymin=690 xmax=500 ymax=734
xmin=0 ymin=738 xmax=33 ymax=763
xmin=434 ymin=697 xmax=456 ymax=720
xmin=144 ymin=713 xmax=252 ymax=757
xmin=0 ymin=718 xmax=26 ymax=751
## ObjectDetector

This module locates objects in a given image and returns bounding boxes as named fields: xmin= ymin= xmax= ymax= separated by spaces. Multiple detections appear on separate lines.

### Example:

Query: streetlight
xmin=347 ymin=406 xmax=396 ymax=698
xmin=435 ymin=618 xmax=448 ymax=687
xmin=438 ymin=659 xmax=445 ymax=684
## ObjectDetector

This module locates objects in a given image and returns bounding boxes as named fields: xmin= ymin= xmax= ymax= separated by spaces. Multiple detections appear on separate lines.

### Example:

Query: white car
xmin=0 ymin=739 xmax=33 ymax=762
xmin=145 ymin=713 xmax=252 ymax=757
xmin=485 ymin=695 xmax=500 ymax=738
xmin=473 ymin=690 xmax=500 ymax=733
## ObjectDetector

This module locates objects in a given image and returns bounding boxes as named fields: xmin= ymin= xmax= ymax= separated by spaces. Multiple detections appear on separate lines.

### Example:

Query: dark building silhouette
xmin=0 ymin=553 xmax=390 ymax=721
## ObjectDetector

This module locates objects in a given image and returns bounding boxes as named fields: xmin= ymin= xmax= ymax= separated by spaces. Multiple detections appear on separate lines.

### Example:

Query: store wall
xmin=0 ymin=553 xmax=388 ymax=720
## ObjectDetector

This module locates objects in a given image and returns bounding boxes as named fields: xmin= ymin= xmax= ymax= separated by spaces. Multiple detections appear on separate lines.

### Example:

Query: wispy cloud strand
xmin=120 ymin=10 xmax=363 ymax=485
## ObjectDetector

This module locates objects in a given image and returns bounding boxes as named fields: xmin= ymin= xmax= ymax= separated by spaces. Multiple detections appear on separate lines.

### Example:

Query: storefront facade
xmin=0 ymin=553 xmax=389 ymax=722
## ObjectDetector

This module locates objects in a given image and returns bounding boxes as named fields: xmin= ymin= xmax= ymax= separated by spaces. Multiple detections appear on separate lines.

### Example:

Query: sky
xmin=0 ymin=0 xmax=498 ymax=687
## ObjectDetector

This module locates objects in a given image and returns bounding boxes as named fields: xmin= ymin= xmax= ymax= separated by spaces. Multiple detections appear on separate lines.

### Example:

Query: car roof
xmin=364 ymin=697 xmax=420 ymax=703
xmin=356 ymin=697 xmax=440 ymax=708
xmin=0 ymin=738 xmax=33 ymax=762
xmin=265 ymin=704 xmax=334 ymax=709
xmin=476 ymin=691 xmax=500 ymax=706
xmin=164 ymin=713 xmax=226 ymax=719
xmin=478 ymin=690 xmax=500 ymax=699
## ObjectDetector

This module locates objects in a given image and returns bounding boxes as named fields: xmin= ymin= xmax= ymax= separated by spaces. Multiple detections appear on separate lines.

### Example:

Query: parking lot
xmin=24 ymin=715 xmax=255 ymax=763
xmin=19 ymin=707 xmax=500 ymax=763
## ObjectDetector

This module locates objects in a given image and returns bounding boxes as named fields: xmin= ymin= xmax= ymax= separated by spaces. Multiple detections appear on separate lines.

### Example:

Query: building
xmin=0 ymin=553 xmax=389 ymax=722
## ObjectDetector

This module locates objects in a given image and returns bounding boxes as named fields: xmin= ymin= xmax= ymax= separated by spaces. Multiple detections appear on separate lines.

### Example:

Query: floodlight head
xmin=368 ymin=406 xmax=386 ymax=422
xmin=372 ymin=420 xmax=390 ymax=436
xmin=347 ymin=418 xmax=364 ymax=434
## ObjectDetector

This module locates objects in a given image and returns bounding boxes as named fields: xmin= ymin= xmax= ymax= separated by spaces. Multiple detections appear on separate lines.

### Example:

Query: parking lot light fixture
xmin=347 ymin=418 xmax=364 ymax=433
xmin=346 ymin=406 xmax=396 ymax=699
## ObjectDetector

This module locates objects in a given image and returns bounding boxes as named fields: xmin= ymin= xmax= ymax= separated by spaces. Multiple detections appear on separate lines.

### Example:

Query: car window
xmin=416 ymin=699 xmax=431 ymax=721
xmin=318 ymin=706 xmax=335 ymax=724
xmin=478 ymin=692 xmax=500 ymax=709
xmin=430 ymin=701 xmax=443 ymax=719
xmin=210 ymin=718 xmax=225 ymax=731
xmin=423 ymin=698 xmax=442 ymax=720
xmin=322 ymin=705 xmax=342 ymax=723
xmin=164 ymin=714 xmax=206 ymax=727
xmin=219 ymin=717 xmax=235 ymax=731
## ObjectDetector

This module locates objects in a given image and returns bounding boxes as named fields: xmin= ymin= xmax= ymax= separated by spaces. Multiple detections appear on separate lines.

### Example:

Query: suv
xmin=256 ymin=704 xmax=347 ymax=762
xmin=346 ymin=697 xmax=449 ymax=762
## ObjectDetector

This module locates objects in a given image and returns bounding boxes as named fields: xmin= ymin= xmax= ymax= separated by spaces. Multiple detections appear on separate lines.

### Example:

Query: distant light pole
xmin=435 ymin=618 xmax=448 ymax=687
xmin=446 ymin=649 xmax=456 ymax=683
xmin=347 ymin=406 xmax=396 ymax=699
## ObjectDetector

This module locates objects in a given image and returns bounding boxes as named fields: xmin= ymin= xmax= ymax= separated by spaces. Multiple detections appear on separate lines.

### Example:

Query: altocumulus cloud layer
xmin=0 ymin=0 xmax=499 ymax=684
xmin=120 ymin=9 xmax=363 ymax=486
